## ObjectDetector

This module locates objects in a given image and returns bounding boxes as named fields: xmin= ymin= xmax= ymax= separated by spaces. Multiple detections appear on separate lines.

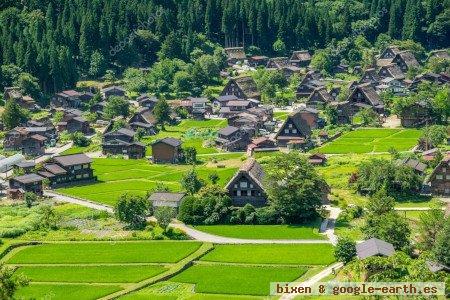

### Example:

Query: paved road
xmin=44 ymin=191 xmax=113 ymax=213
xmin=279 ymin=262 xmax=344 ymax=300
xmin=394 ymin=207 xmax=445 ymax=211
xmin=170 ymin=223 xmax=332 ymax=244
xmin=35 ymin=142 xmax=73 ymax=164
xmin=322 ymin=206 xmax=341 ymax=246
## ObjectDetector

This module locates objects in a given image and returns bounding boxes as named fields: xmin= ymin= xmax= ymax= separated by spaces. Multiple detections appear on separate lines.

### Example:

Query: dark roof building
xmin=289 ymin=50 xmax=312 ymax=67
xmin=275 ymin=110 xmax=313 ymax=147
xmin=225 ymin=159 xmax=267 ymax=207
xmin=356 ymin=238 xmax=395 ymax=259
xmin=220 ymin=76 xmax=261 ymax=100
xmin=151 ymin=138 xmax=183 ymax=163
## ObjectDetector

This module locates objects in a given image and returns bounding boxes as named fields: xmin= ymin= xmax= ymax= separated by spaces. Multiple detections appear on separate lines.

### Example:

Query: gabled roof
xmin=153 ymin=137 xmax=182 ymax=147
xmin=349 ymin=83 xmax=383 ymax=107
xmin=356 ymin=238 xmax=395 ymax=259
xmin=101 ymin=85 xmax=126 ymax=93
xmin=232 ymin=76 xmax=260 ymax=99
xmin=28 ymin=134 xmax=47 ymax=142
xmin=395 ymin=51 xmax=420 ymax=68
xmin=224 ymin=47 xmax=246 ymax=60
xmin=267 ymin=57 xmax=290 ymax=68
xmin=227 ymin=100 xmax=250 ymax=107
xmin=401 ymin=158 xmax=427 ymax=173
xmin=290 ymin=50 xmax=311 ymax=62
xmin=275 ymin=111 xmax=312 ymax=138
xmin=53 ymin=154 xmax=92 ymax=167
xmin=308 ymin=87 xmax=334 ymax=103
xmin=226 ymin=158 xmax=265 ymax=191
xmin=149 ymin=192 xmax=185 ymax=204
xmin=216 ymin=95 xmax=239 ymax=102
xmin=218 ymin=126 xmax=239 ymax=137
xmin=379 ymin=64 xmax=405 ymax=79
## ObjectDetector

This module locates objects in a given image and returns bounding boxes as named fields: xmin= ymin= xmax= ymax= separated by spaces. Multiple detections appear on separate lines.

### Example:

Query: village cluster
xmin=1 ymin=44 xmax=449 ymax=208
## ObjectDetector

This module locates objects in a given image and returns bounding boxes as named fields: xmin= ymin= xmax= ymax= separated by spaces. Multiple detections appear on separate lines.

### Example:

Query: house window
xmin=249 ymin=183 xmax=253 ymax=188
xmin=284 ymin=129 xmax=289 ymax=134
xmin=436 ymin=175 xmax=443 ymax=180
xmin=74 ymin=165 xmax=81 ymax=170
xmin=292 ymin=129 xmax=297 ymax=134
xmin=234 ymin=184 xmax=237 ymax=188
xmin=76 ymin=175 xmax=82 ymax=179
xmin=240 ymin=181 xmax=248 ymax=188
xmin=446 ymin=175 xmax=450 ymax=180
xmin=237 ymin=190 xmax=241 ymax=196
xmin=241 ymin=190 xmax=248 ymax=196
xmin=442 ymin=168 xmax=446 ymax=173
xmin=288 ymin=124 xmax=293 ymax=128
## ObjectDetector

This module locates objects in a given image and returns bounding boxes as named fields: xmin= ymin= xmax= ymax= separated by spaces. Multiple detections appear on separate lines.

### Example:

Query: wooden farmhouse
xmin=220 ymin=76 xmax=261 ymax=101
xmin=151 ymin=138 xmax=183 ymax=164
xmin=225 ymin=158 xmax=267 ymax=207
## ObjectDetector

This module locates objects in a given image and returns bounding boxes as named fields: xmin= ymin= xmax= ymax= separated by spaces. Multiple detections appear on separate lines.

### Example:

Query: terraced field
xmin=57 ymin=158 xmax=237 ymax=205
xmin=6 ymin=241 xmax=203 ymax=299
xmin=318 ymin=128 xmax=422 ymax=154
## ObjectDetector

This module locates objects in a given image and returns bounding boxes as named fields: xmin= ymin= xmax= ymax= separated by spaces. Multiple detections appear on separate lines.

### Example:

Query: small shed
xmin=149 ymin=192 xmax=186 ymax=211
xmin=356 ymin=238 xmax=395 ymax=259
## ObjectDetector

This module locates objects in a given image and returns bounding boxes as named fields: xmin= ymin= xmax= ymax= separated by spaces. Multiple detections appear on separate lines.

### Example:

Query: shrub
xmin=334 ymin=237 xmax=357 ymax=264
xmin=115 ymin=193 xmax=150 ymax=229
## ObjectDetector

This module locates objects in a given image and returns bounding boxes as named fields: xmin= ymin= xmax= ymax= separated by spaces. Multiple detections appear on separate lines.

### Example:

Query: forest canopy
xmin=0 ymin=0 xmax=448 ymax=93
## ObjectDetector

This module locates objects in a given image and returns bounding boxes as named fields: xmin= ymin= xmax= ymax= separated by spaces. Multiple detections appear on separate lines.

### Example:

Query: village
xmin=0 ymin=26 xmax=449 ymax=300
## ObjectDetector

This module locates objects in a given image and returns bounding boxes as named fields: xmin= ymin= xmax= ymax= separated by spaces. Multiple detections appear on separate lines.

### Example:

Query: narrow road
xmin=322 ymin=206 xmax=341 ymax=245
xmin=280 ymin=262 xmax=344 ymax=300
xmin=170 ymin=223 xmax=331 ymax=244
xmin=44 ymin=191 xmax=113 ymax=213
xmin=35 ymin=142 xmax=73 ymax=164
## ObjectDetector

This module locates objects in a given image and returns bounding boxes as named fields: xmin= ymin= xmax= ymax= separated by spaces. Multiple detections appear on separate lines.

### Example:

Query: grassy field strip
xmin=200 ymin=244 xmax=336 ymax=265
xmin=9 ymin=262 xmax=172 ymax=266
xmin=7 ymin=241 xmax=203 ymax=264
xmin=169 ymin=264 xmax=308 ymax=296
xmin=15 ymin=265 xmax=169 ymax=283
xmin=15 ymin=283 xmax=124 ymax=300
xmin=193 ymin=260 xmax=320 ymax=268
xmin=99 ymin=243 xmax=214 ymax=300
xmin=192 ymin=224 xmax=325 ymax=240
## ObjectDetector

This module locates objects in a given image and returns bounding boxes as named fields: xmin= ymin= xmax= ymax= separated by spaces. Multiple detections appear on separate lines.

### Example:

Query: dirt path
xmin=44 ymin=191 xmax=114 ymax=213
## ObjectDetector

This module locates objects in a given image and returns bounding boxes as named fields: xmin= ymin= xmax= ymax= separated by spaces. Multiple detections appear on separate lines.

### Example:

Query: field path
xmin=279 ymin=262 xmax=344 ymax=300
xmin=170 ymin=223 xmax=331 ymax=244
xmin=44 ymin=191 xmax=114 ymax=213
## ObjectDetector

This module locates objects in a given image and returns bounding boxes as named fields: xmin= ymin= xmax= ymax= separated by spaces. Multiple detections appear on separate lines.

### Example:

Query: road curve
xmin=170 ymin=223 xmax=332 ymax=244
xmin=44 ymin=191 xmax=114 ymax=213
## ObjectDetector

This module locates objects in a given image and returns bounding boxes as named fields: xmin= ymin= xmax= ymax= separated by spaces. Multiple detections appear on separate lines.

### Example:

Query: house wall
xmin=430 ymin=162 xmax=450 ymax=196
xmin=152 ymin=143 xmax=178 ymax=163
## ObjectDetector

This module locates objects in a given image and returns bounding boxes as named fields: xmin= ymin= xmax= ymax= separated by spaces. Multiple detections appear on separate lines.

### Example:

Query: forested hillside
xmin=0 ymin=0 xmax=448 ymax=94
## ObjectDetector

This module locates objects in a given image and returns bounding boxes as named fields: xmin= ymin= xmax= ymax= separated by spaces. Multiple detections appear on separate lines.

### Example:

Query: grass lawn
xmin=334 ymin=218 xmax=364 ymax=241
xmin=318 ymin=128 xmax=421 ymax=154
xmin=201 ymin=244 xmax=335 ymax=265
xmin=57 ymin=158 xmax=237 ymax=205
xmin=15 ymin=265 xmax=167 ymax=283
xmin=193 ymin=223 xmax=325 ymax=240
xmin=15 ymin=283 xmax=122 ymax=300
xmin=7 ymin=241 xmax=201 ymax=264
xmin=170 ymin=264 xmax=307 ymax=295
xmin=394 ymin=195 xmax=442 ymax=208
xmin=274 ymin=111 xmax=290 ymax=121
xmin=142 ymin=119 xmax=228 ymax=156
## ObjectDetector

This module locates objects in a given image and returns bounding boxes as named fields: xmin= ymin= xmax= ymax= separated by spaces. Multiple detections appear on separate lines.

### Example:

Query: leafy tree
xmin=363 ymin=190 xmax=411 ymax=250
xmin=264 ymin=152 xmax=327 ymax=223
xmin=88 ymin=51 xmax=106 ymax=78
xmin=311 ymin=50 xmax=335 ymax=74
xmin=433 ymin=217 xmax=450 ymax=266
xmin=16 ymin=73 xmax=41 ymax=101
xmin=154 ymin=206 xmax=176 ymax=232
xmin=71 ymin=132 xmax=90 ymax=147
xmin=24 ymin=192 xmax=37 ymax=208
xmin=115 ymin=193 xmax=150 ymax=229
xmin=1 ymin=100 xmax=28 ymax=129
xmin=335 ymin=237 xmax=357 ymax=264
xmin=104 ymin=96 xmax=129 ymax=119
xmin=418 ymin=207 xmax=446 ymax=250
xmin=181 ymin=169 xmax=204 ymax=195
xmin=183 ymin=147 xmax=197 ymax=165
xmin=103 ymin=70 xmax=117 ymax=83
xmin=135 ymin=128 xmax=145 ymax=141
xmin=153 ymin=98 xmax=171 ymax=130
xmin=172 ymin=71 xmax=192 ymax=95
xmin=0 ymin=263 xmax=29 ymax=299
xmin=421 ymin=125 xmax=447 ymax=147
xmin=39 ymin=205 xmax=60 ymax=229
xmin=272 ymin=38 xmax=286 ymax=56
xmin=355 ymin=107 xmax=380 ymax=126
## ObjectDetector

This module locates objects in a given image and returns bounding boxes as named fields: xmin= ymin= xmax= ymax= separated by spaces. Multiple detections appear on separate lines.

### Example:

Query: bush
xmin=334 ymin=237 xmax=357 ymax=264
xmin=115 ymin=193 xmax=150 ymax=229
